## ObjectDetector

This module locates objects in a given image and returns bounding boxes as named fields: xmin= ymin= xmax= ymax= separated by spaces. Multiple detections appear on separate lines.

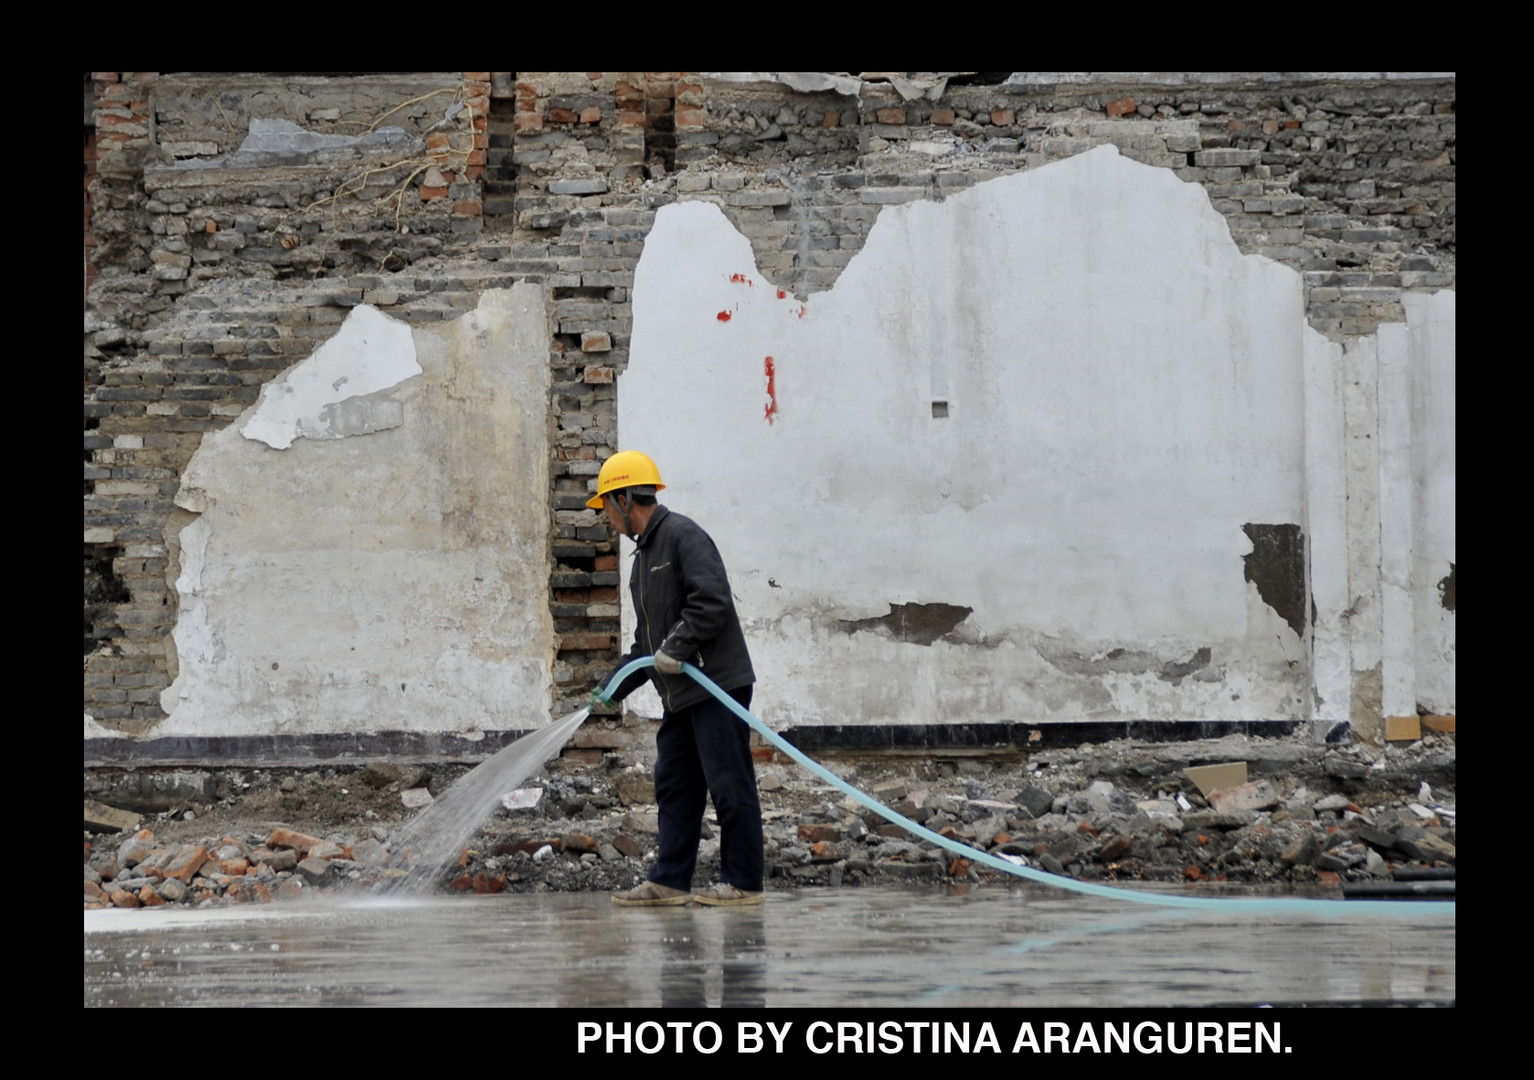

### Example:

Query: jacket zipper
xmin=637 ymin=536 xmax=673 ymax=711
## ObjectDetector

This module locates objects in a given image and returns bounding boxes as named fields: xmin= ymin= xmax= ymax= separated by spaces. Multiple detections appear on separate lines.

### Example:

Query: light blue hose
xmin=602 ymin=657 xmax=1455 ymax=917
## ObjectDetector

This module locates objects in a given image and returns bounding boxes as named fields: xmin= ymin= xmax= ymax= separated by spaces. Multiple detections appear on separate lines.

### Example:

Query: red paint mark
xmin=717 ymin=311 xmax=732 ymax=322
xmin=763 ymin=356 xmax=777 ymax=425
xmin=776 ymin=289 xmax=786 ymax=299
xmin=797 ymin=305 xmax=806 ymax=319
xmin=729 ymin=272 xmax=753 ymax=285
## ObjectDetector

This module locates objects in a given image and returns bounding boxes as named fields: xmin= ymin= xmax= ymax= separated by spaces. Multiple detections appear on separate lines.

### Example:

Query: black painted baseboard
xmin=85 ymin=718 xmax=1306 ymax=766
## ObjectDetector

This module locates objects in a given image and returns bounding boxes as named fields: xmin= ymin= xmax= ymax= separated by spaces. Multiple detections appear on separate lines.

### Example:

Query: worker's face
xmin=601 ymin=492 xmax=628 ymax=534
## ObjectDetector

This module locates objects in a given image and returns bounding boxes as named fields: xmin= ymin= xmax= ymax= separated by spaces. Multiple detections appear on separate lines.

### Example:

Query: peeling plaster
xmin=174 ymin=118 xmax=420 ymax=170
xmin=621 ymin=147 xmax=1313 ymax=726
xmin=1439 ymin=564 xmax=1455 ymax=611
xmin=145 ymin=285 xmax=552 ymax=741
xmin=1241 ymin=523 xmax=1306 ymax=638
xmin=242 ymin=305 xmax=419 ymax=449
xmin=839 ymin=602 xmax=973 ymax=646
xmin=1036 ymin=642 xmax=1213 ymax=683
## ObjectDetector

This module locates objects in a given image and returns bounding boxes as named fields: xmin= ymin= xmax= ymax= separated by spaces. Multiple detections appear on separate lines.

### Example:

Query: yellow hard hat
xmin=586 ymin=450 xmax=666 ymax=509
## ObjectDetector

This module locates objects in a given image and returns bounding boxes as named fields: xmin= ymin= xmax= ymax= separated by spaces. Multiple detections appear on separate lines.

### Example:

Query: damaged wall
xmin=157 ymin=286 xmax=550 ymax=741
xmin=85 ymin=72 xmax=1455 ymax=755
xmin=618 ymin=150 xmax=1320 ymax=726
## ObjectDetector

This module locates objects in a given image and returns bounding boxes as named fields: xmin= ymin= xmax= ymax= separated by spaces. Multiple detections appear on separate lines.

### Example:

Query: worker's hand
xmin=653 ymin=650 xmax=684 ymax=676
xmin=586 ymin=685 xmax=615 ymax=714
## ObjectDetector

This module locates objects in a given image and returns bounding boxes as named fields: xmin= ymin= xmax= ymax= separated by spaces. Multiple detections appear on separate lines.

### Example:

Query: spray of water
xmin=380 ymin=707 xmax=590 ymax=894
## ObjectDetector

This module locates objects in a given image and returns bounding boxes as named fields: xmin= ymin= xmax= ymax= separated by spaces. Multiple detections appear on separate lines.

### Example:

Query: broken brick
xmin=268 ymin=828 xmax=323 ymax=853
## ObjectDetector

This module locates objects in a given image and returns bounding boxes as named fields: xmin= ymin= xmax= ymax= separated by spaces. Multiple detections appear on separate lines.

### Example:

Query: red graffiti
xmin=730 ymin=272 xmax=753 ymax=285
xmin=797 ymin=305 xmax=806 ymax=319
xmin=763 ymin=356 xmax=777 ymax=425
xmin=717 ymin=311 xmax=732 ymax=322
xmin=776 ymin=289 xmax=786 ymax=299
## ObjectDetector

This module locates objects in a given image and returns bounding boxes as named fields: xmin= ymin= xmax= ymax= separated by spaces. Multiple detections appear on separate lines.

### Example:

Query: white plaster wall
xmin=620 ymin=147 xmax=1315 ymax=727
xmin=1390 ymin=291 xmax=1455 ymax=714
xmin=139 ymin=285 xmax=553 ymax=739
xmin=1407 ymin=291 xmax=1455 ymax=713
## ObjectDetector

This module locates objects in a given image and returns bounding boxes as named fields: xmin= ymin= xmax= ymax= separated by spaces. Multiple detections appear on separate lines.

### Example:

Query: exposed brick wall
xmin=84 ymin=72 xmax=1456 ymax=733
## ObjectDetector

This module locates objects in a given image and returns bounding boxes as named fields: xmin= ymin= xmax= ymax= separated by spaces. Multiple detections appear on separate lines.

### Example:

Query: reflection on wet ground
xmin=84 ymin=883 xmax=1454 ymax=1007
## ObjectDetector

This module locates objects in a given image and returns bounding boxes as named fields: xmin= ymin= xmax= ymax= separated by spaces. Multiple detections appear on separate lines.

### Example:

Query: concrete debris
xmin=1183 ymin=762 xmax=1248 ymax=797
xmin=500 ymin=787 xmax=543 ymax=811
xmin=83 ymin=729 xmax=1456 ymax=908
xmin=84 ymin=799 xmax=141 ymax=834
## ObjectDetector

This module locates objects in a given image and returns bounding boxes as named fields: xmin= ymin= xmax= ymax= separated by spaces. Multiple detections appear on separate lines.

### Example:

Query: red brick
xmin=930 ymin=108 xmax=955 ymax=126
xmin=675 ymin=108 xmax=705 ymax=129
xmin=110 ymin=889 xmax=142 ymax=908
xmin=514 ymin=112 xmax=543 ymax=133
xmin=139 ymin=884 xmax=165 ymax=906
xmin=562 ymin=748 xmax=604 ymax=764
xmin=751 ymin=747 xmax=777 ymax=764
xmin=426 ymin=132 xmax=451 ymax=150
xmin=948 ymin=857 xmax=971 ymax=877
xmin=550 ymin=107 xmax=579 ymax=124
xmin=875 ymin=107 xmax=906 ymax=125
xmin=594 ymin=555 xmax=617 ymax=571
xmin=1315 ymin=870 xmax=1341 ymax=886
xmin=560 ymin=632 xmax=615 ymax=651
xmin=822 ymin=111 xmax=840 ymax=128
xmin=451 ymin=199 xmax=482 ymax=217
xmin=84 ymin=880 xmax=106 ymax=901
xmin=583 ymin=365 xmax=614 ymax=382
xmin=418 ymin=185 xmax=447 ymax=201
xmin=466 ymin=148 xmax=487 ymax=165
xmin=811 ymin=841 xmax=842 ymax=862
xmin=220 ymin=858 xmax=249 ymax=876
xmin=797 ymin=824 xmax=841 ymax=843
xmin=268 ymin=827 xmax=323 ymax=852
xmin=450 ymin=873 xmax=474 ymax=891
xmin=161 ymin=845 xmax=209 ymax=882
xmin=991 ymin=109 xmax=1015 ymax=126
xmin=580 ymin=107 xmax=602 ymax=123
xmin=1105 ymin=96 xmax=1136 ymax=118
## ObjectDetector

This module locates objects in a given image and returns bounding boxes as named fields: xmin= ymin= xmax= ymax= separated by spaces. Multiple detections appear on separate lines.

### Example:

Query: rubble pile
xmin=84 ymin=731 xmax=1455 ymax=909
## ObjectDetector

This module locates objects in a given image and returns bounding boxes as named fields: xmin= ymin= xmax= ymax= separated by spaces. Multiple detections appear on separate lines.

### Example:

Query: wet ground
xmin=84 ymin=883 xmax=1454 ymax=1007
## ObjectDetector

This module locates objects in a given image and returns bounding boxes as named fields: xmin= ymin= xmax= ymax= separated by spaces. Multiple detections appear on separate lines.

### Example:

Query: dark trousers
xmin=648 ymin=684 xmax=763 ymax=892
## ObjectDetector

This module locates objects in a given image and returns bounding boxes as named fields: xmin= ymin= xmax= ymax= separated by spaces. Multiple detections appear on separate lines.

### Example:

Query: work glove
xmin=653 ymin=650 xmax=684 ymax=676
xmin=586 ymin=685 xmax=615 ymax=714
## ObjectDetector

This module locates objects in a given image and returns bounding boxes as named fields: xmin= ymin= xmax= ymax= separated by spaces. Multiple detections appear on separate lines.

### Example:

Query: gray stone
xmin=296 ymin=857 xmax=333 ymax=884
xmin=549 ymin=179 xmax=609 ymax=196
xmin=1015 ymin=785 xmax=1055 ymax=818
xmin=85 ymin=799 xmax=141 ymax=835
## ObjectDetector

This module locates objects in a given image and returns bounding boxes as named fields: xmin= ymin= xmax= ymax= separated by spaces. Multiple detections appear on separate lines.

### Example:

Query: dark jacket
xmin=607 ymin=505 xmax=755 ymax=712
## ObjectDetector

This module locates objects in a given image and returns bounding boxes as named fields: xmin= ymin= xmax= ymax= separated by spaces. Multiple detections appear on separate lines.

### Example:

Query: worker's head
xmin=587 ymin=450 xmax=665 ymax=538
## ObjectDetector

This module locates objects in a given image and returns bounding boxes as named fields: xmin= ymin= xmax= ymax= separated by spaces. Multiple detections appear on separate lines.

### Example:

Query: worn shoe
xmin=692 ymin=883 xmax=764 ymax=907
xmin=611 ymin=882 xmax=692 ymax=907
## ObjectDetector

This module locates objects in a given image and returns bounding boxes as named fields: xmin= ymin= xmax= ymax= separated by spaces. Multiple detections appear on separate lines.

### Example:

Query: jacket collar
xmin=635 ymin=503 xmax=670 ymax=549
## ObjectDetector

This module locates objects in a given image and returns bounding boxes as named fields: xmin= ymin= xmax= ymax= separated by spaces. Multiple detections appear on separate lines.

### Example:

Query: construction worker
xmin=587 ymin=451 xmax=764 ymax=906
